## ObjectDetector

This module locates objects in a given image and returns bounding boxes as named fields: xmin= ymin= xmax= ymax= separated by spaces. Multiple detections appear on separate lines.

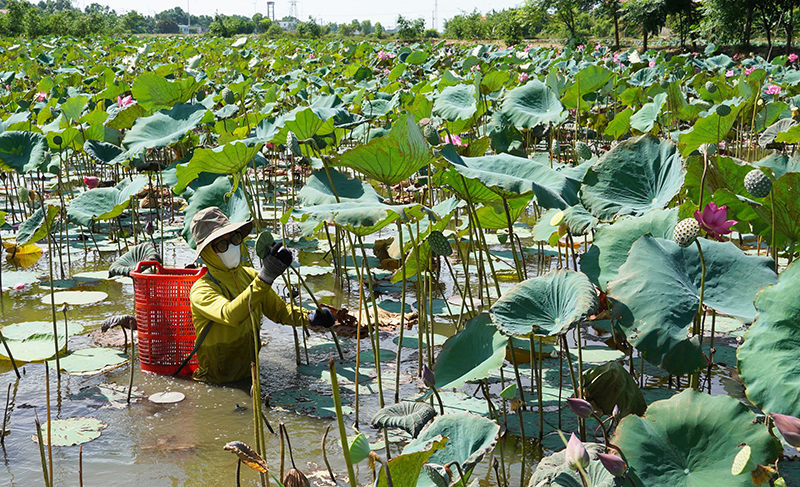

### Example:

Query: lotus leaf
xmin=298 ymin=167 xmax=382 ymax=206
xmin=581 ymin=135 xmax=685 ymax=221
xmin=501 ymin=79 xmax=566 ymax=129
xmin=109 ymin=242 xmax=162 ymax=278
xmin=581 ymin=208 xmax=678 ymax=290
xmin=174 ymin=141 xmax=263 ymax=193
xmin=294 ymin=201 xmax=431 ymax=237
xmin=489 ymin=269 xmax=598 ymax=337
xmin=53 ymin=348 xmax=129 ymax=374
xmin=131 ymin=72 xmax=203 ymax=110
xmin=270 ymin=387 xmax=353 ymax=418
xmin=630 ymin=92 xmax=667 ymax=133
xmin=35 ymin=417 xmax=107 ymax=447
xmin=44 ymin=291 xmax=108 ymax=305
xmin=608 ymin=235 xmax=776 ymax=375
xmin=561 ymin=65 xmax=614 ymax=111
xmin=348 ymin=433 xmax=371 ymax=464
xmin=123 ymin=103 xmax=212 ymax=155
xmin=376 ymin=436 xmax=446 ymax=487
xmin=737 ymin=260 xmax=800 ymax=417
xmin=528 ymin=442 xmax=633 ymax=487
xmin=371 ymin=402 xmax=437 ymax=438
xmin=433 ymin=84 xmax=477 ymax=121
xmin=678 ymin=98 xmax=746 ymax=157
xmin=334 ymin=113 xmax=432 ymax=186
xmin=473 ymin=196 xmax=532 ymax=230
xmin=83 ymin=140 xmax=127 ymax=165
xmin=0 ymin=131 xmax=48 ymax=174
xmin=613 ymin=389 xmax=779 ymax=487
xmin=67 ymin=188 xmax=128 ymax=227
xmin=432 ymin=313 xmax=506 ymax=390
xmin=433 ymin=166 xmax=501 ymax=204
xmin=439 ymin=145 xmax=581 ymax=209
xmin=583 ymin=361 xmax=646 ymax=418
xmin=754 ymin=172 xmax=800 ymax=243
xmin=17 ymin=204 xmax=60 ymax=246
xmin=0 ymin=320 xmax=84 ymax=362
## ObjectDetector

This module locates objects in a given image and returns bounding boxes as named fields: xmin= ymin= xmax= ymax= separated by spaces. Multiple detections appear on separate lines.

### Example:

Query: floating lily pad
xmin=42 ymin=290 xmax=108 ymax=305
xmin=53 ymin=348 xmax=129 ymax=374
xmin=149 ymin=392 xmax=186 ymax=404
xmin=33 ymin=417 xmax=107 ymax=446
xmin=0 ymin=320 xmax=85 ymax=362
xmin=379 ymin=299 xmax=414 ymax=314
xmin=358 ymin=349 xmax=396 ymax=364
xmin=269 ymin=387 xmax=353 ymax=418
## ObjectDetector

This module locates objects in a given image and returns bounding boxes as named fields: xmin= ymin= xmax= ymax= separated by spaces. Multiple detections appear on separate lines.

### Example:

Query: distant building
xmin=178 ymin=24 xmax=202 ymax=34
xmin=279 ymin=21 xmax=297 ymax=31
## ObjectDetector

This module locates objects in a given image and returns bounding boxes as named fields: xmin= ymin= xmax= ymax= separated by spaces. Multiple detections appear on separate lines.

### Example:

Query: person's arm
xmin=191 ymin=277 xmax=272 ymax=326
xmin=261 ymin=287 xmax=310 ymax=327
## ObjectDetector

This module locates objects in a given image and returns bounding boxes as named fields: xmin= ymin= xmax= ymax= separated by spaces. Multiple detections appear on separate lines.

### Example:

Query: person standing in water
xmin=188 ymin=206 xmax=335 ymax=384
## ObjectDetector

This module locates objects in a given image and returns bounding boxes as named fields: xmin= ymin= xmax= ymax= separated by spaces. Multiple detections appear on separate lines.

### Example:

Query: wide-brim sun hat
xmin=190 ymin=207 xmax=254 ymax=261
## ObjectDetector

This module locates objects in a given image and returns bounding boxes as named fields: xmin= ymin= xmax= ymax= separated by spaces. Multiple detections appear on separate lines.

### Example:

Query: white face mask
xmin=217 ymin=244 xmax=241 ymax=269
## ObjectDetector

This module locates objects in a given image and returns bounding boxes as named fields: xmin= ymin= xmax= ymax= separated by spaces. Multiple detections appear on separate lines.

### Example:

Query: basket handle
xmin=133 ymin=260 xmax=164 ymax=274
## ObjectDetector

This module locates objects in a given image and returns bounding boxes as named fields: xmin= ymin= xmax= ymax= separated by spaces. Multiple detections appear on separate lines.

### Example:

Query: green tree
xmin=338 ymin=23 xmax=353 ymax=36
xmin=531 ymin=0 xmax=599 ymax=42
xmin=121 ymin=10 xmax=150 ymax=34
xmin=622 ymin=0 xmax=667 ymax=51
xmin=360 ymin=19 xmax=373 ymax=35
xmin=24 ymin=7 xmax=44 ymax=37
xmin=396 ymin=15 xmax=425 ymax=40
xmin=3 ymin=0 xmax=29 ymax=36
xmin=374 ymin=21 xmax=384 ymax=38
xmin=266 ymin=23 xmax=284 ymax=37
xmin=296 ymin=16 xmax=322 ymax=38
xmin=208 ymin=13 xmax=231 ymax=37
xmin=156 ymin=18 xmax=180 ymax=33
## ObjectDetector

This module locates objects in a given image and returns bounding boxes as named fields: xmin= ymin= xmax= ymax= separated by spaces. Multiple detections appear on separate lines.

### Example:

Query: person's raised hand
xmin=258 ymin=242 xmax=292 ymax=285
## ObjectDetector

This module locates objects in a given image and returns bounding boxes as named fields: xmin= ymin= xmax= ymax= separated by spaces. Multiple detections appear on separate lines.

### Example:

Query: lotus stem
xmin=247 ymin=288 xmax=268 ymax=487
xmin=394 ymin=220 xmax=407 ymax=404
xmin=0 ymin=330 xmax=20 ymax=379
xmin=79 ymin=444 xmax=83 ymax=487
xmin=34 ymin=412 xmax=50 ymax=487
xmin=502 ymin=197 xmax=524 ymax=281
xmin=2 ymin=382 xmax=11 ymax=447
xmin=576 ymin=327 xmax=586 ymax=441
xmin=43 ymin=206 xmax=60 ymax=378
xmin=287 ymin=263 xmax=344 ymax=360
xmin=236 ymin=459 xmax=242 ymax=487
xmin=690 ymin=239 xmax=707 ymax=390
xmin=771 ymin=190 xmax=777 ymax=272
xmin=357 ymin=235 xmax=386 ymax=407
xmin=280 ymin=423 xmax=297 ymax=469
xmin=370 ymin=451 xmax=394 ymax=487
xmin=281 ymin=227 xmax=308 ymax=365
xmin=279 ymin=422 xmax=285 ymax=479
xmin=127 ymin=336 xmax=135 ymax=404
xmin=45 ymin=362 xmax=53 ymax=486
xmin=507 ymin=338 xmax=527 ymax=409
xmin=537 ymin=338 xmax=544 ymax=441
xmin=329 ymin=359 xmax=357 ymax=487
xmin=411 ymin=220 xmax=426 ymax=373
xmin=321 ymin=426 xmax=337 ymax=486
xmin=591 ymin=411 xmax=611 ymax=450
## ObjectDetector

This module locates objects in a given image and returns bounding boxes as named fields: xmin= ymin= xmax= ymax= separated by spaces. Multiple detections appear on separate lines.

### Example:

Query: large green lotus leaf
xmin=678 ymin=98 xmax=746 ymax=157
xmin=273 ymin=106 xmax=336 ymax=143
xmin=333 ymin=113 xmax=432 ymax=186
xmin=473 ymin=195 xmax=532 ymax=230
xmin=529 ymin=442 xmax=633 ymax=487
xmin=562 ymin=203 xmax=597 ymax=236
xmin=433 ymin=166 xmax=501 ymax=204
xmin=0 ymin=131 xmax=48 ymax=174
xmin=613 ymin=389 xmax=779 ymax=487
xmin=605 ymin=107 xmax=633 ymax=140
xmin=403 ymin=412 xmax=499 ymax=479
xmin=17 ymin=204 xmax=60 ymax=245
xmin=105 ymin=102 xmax=146 ymax=130
xmin=755 ymin=151 xmax=800 ymax=179
xmin=433 ymin=313 xmax=506 ymax=390
xmin=0 ymin=320 xmax=84 ymax=362
xmin=501 ymin=79 xmax=567 ymax=129
xmin=131 ymin=73 xmax=203 ymax=111
xmin=583 ymin=361 xmax=646 ymax=418
xmin=122 ymin=103 xmax=212 ymax=155
xmin=630 ymin=92 xmax=667 ymax=133
xmin=753 ymin=172 xmax=800 ymax=243
xmin=36 ymin=417 xmax=107 ymax=447
xmin=580 ymin=135 xmax=685 ymax=221
xmin=83 ymin=140 xmax=127 ymax=165
xmin=490 ymin=269 xmax=598 ymax=337
xmin=67 ymin=187 xmax=129 ymax=227
xmin=174 ymin=141 xmax=263 ymax=193
xmin=608 ymin=235 xmax=776 ymax=375
xmin=684 ymin=155 xmax=752 ymax=210
xmin=440 ymin=144 xmax=580 ymax=209
xmin=54 ymin=348 xmax=129 ymax=374
xmin=376 ymin=436 xmax=446 ymax=487
xmin=370 ymin=402 xmax=437 ymax=439
xmin=298 ymin=167 xmax=382 ymax=206
xmin=181 ymin=175 xmax=251 ymax=249
xmin=737 ymin=260 xmax=800 ymax=417
xmin=433 ymin=84 xmax=477 ymax=121
xmin=109 ymin=242 xmax=162 ymax=278
xmin=61 ymin=95 xmax=88 ymax=122
xmin=561 ymin=65 xmax=614 ymax=111
xmin=581 ymin=208 xmax=678 ymax=290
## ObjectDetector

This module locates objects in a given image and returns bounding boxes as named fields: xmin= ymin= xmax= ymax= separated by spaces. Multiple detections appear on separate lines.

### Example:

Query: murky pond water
xmin=0 ymin=225 xmax=756 ymax=486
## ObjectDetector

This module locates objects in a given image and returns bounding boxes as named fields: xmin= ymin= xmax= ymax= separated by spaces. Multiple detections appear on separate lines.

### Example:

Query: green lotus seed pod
xmin=705 ymin=81 xmax=718 ymax=93
xmin=221 ymin=87 xmax=235 ymax=105
xmin=286 ymin=131 xmax=302 ymax=156
xmin=716 ymin=104 xmax=732 ymax=117
xmin=423 ymin=125 xmax=441 ymax=145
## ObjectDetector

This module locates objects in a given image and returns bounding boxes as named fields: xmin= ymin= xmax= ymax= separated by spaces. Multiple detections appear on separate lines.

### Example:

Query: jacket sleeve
xmin=261 ymin=288 xmax=310 ymax=327
xmin=191 ymin=275 xmax=274 ymax=327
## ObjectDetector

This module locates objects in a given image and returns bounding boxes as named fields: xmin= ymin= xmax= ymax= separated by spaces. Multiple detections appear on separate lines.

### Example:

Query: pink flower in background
xmin=734 ymin=53 xmax=739 ymax=59
xmin=117 ymin=95 xmax=133 ymax=107
xmin=648 ymin=59 xmax=655 ymax=67
xmin=83 ymin=176 xmax=99 ymax=189
xmin=595 ymin=43 xmax=602 ymax=50
xmin=518 ymin=72 xmax=529 ymax=82
xmin=694 ymin=202 xmax=736 ymax=241
xmin=383 ymin=68 xmax=390 ymax=75
xmin=442 ymin=133 xmax=463 ymax=146
xmin=790 ymin=53 xmax=799 ymax=63
xmin=12 ymin=283 xmax=26 ymax=290
xmin=35 ymin=91 xmax=47 ymax=102
xmin=576 ymin=44 xmax=585 ymax=51
xmin=725 ymin=70 xmax=734 ymax=77
xmin=766 ymin=84 xmax=782 ymax=95
xmin=308 ymin=53 xmax=314 ymax=59
xmin=745 ymin=67 xmax=755 ymax=75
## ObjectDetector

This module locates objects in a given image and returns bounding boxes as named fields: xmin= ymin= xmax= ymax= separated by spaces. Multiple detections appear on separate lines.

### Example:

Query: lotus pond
xmin=2 ymin=35 xmax=800 ymax=487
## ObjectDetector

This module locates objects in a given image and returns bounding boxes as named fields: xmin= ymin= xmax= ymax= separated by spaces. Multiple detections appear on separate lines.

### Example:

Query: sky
xmin=74 ymin=0 xmax=522 ymax=30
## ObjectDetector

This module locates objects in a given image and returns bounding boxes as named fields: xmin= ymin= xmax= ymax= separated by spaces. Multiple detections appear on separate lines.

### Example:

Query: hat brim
xmin=194 ymin=219 xmax=254 ymax=261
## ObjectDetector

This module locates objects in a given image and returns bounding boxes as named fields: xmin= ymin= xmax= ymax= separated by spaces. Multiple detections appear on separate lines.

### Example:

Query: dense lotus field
xmin=2 ymin=34 xmax=800 ymax=486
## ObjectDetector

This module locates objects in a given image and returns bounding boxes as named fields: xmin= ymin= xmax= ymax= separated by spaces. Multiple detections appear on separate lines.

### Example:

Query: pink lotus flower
xmin=745 ymin=67 xmax=755 ymax=75
xmin=597 ymin=453 xmax=627 ymax=477
xmin=518 ymin=72 xmax=529 ymax=82
xmin=766 ymin=84 xmax=781 ymax=95
xmin=725 ymin=70 xmax=734 ymax=77
xmin=772 ymin=413 xmax=800 ymax=447
xmin=12 ymin=283 xmax=26 ymax=290
xmin=308 ymin=53 xmax=314 ymax=59
xmin=734 ymin=53 xmax=739 ymax=59
xmin=567 ymin=398 xmax=593 ymax=419
xmin=649 ymin=59 xmax=655 ymax=67
xmin=565 ymin=433 xmax=590 ymax=470
xmin=117 ymin=95 xmax=133 ymax=107
xmin=83 ymin=176 xmax=100 ymax=189
xmin=35 ymin=91 xmax=47 ymax=102
xmin=383 ymin=68 xmax=390 ymax=75
xmin=790 ymin=53 xmax=798 ymax=63
xmin=595 ymin=43 xmax=602 ymax=50
xmin=694 ymin=202 xmax=736 ymax=241
xmin=442 ymin=133 xmax=463 ymax=146
xmin=576 ymin=44 xmax=584 ymax=51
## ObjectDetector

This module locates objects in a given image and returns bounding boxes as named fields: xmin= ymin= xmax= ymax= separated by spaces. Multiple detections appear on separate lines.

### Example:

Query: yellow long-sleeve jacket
xmin=189 ymin=245 xmax=309 ymax=384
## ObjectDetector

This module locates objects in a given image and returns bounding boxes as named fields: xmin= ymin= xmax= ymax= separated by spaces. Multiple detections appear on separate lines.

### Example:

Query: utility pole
xmin=187 ymin=0 xmax=190 ymax=30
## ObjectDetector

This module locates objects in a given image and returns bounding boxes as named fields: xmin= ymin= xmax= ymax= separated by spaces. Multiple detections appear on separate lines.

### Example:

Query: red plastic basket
xmin=131 ymin=261 xmax=206 ymax=376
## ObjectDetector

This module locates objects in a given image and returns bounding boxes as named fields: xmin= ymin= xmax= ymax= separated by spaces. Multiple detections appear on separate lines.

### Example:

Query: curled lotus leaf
xmin=109 ymin=242 xmax=162 ymax=278
xmin=223 ymin=441 xmax=269 ymax=473
xmin=371 ymin=402 xmax=437 ymax=439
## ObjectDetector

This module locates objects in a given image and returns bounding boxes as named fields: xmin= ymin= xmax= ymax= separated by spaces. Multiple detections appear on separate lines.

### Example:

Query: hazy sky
xmin=76 ymin=0 xmax=522 ymax=30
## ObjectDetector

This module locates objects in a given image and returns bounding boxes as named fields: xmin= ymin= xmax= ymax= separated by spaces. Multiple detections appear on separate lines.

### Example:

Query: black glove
xmin=309 ymin=307 xmax=336 ymax=328
xmin=258 ymin=242 xmax=292 ymax=285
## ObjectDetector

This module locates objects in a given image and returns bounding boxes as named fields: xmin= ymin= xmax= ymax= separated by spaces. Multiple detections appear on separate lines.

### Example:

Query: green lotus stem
xmin=279 ymin=422 xmax=285 ymax=478
xmin=357 ymin=235 xmax=385 ymax=408
xmin=538 ymin=338 xmax=544 ymax=440
xmin=0 ymin=330 xmax=20 ymax=379
xmin=321 ymin=426 xmax=338 ymax=485
xmin=690 ymin=239 xmax=707 ymax=390
xmin=412 ymin=221 xmax=425 ymax=372
xmin=42 ymin=205 xmax=60 ymax=378
xmin=354 ymin=258 xmax=364 ymax=426
xmin=394 ymin=220 xmax=407 ymax=404
xmin=462 ymin=181 xmax=502 ymax=301
xmin=235 ymin=459 xmax=242 ymax=487
xmin=591 ymin=411 xmax=611 ymax=450
xmin=432 ymin=385 xmax=445 ymax=416
xmin=127 ymin=336 xmax=135 ymax=404
xmin=771 ymin=190 xmax=777 ymax=273
xmin=45 ymin=361 xmax=53 ymax=486
xmin=502 ymin=197 xmax=524 ymax=281
xmin=34 ymin=413 xmax=50 ymax=487
xmin=79 ymin=444 xmax=83 ymax=487
xmin=427 ymin=254 xmax=435 ymax=370
xmin=561 ymin=336 xmax=580 ymax=405
xmin=698 ymin=147 xmax=709 ymax=211
xmin=707 ymin=310 xmax=717 ymax=393
xmin=329 ymin=359 xmax=358 ymax=487
xmin=281 ymin=225 xmax=309 ymax=365
xmin=287 ymin=264 xmax=343 ymax=360
xmin=529 ymin=335 xmax=536 ymax=423
xmin=507 ymin=338 xmax=527 ymax=408
xmin=576 ymin=328 xmax=586 ymax=441
xmin=247 ymin=288 xmax=268 ymax=487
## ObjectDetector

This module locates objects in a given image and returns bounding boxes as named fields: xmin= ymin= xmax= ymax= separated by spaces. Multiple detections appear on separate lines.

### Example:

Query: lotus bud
xmin=18 ymin=187 xmax=30 ymax=203
xmin=83 ymin=176 xmax=99 ymax=189
xmin=597 ymin=453 xmax=627 ymax=477
xmin=144 ymin=219 xmax=155 ymax=236
xmin=612 ymin=404 xmax=621 ymax=422
xmin=283 ymin=468 xmax=311 ymax=487
xmin=510 ymin=397 xmax=523 ymax=413
xmin=567 ymin=398 xmax=593 ymax=419
xmin=422 ymin=364 xmax=435 ymax=389
xmin=565 ymin=433 xmax=590 ymax=471
xmin=771 ymin=413 xmax=800 ymax=447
